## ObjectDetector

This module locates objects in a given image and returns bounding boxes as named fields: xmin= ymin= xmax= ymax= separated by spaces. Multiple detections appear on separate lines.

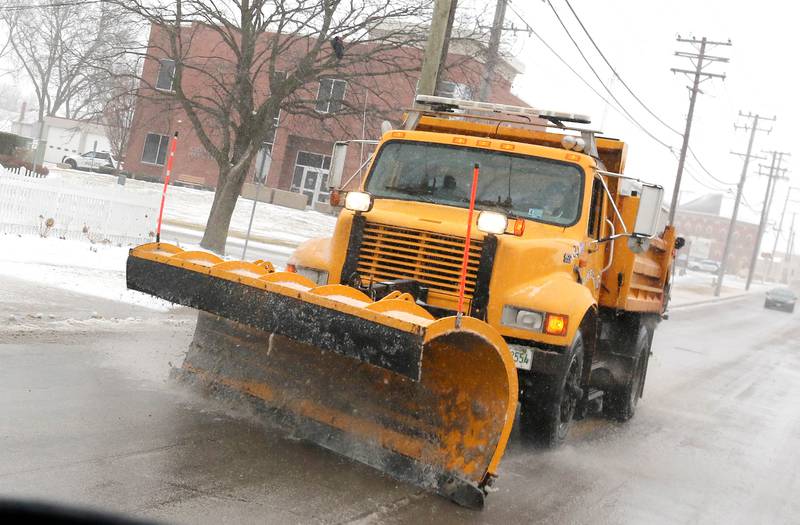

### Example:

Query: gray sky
xmin=502 ymin=0 xmax=798 ymax=249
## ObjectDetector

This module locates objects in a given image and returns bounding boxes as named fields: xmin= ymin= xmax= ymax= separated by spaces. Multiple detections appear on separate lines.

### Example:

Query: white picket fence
xmin=0 ymin=167 xmax=157 ymax=245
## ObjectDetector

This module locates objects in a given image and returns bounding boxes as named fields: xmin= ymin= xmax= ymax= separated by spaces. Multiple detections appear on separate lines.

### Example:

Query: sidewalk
xmin=669 ymin=270 xmax=770 ymax=309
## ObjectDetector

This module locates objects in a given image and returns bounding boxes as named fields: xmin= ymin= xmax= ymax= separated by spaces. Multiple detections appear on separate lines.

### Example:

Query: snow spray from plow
xmin=126 ymin=242 xmax=518 ymax=508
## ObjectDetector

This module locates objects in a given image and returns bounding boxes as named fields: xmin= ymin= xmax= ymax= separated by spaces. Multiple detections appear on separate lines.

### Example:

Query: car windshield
xmin=365 ymin=141 xmax=584 ymax=226
xmin=769 ymin=288 xmax=795 ymax=298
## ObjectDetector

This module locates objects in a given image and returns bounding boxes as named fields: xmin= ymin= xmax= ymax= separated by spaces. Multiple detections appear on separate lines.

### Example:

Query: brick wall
xmin=125 ymin=22 xmax=529 ymax=199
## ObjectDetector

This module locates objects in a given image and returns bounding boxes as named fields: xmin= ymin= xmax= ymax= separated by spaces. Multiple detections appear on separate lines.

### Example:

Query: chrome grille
xmin=356 ymin=222 xmax=483 ymax=299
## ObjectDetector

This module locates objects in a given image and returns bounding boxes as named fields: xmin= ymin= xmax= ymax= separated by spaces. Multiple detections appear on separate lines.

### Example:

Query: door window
xmin=291 ymin=150 xmax=332 ymax=206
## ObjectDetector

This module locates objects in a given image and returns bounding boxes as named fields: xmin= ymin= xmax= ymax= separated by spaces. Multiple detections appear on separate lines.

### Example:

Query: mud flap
xmin=126 ymin=243 xmax=518 ymax=508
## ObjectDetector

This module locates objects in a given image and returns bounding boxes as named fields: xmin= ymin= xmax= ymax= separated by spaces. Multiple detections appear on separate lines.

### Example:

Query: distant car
xmin=688 ymin=259 xmax=720 ymax=273
xmin=62 ymin=151 xmax=117 ymax=171
xmin=764 ymin=287 xmax=797 ymax=313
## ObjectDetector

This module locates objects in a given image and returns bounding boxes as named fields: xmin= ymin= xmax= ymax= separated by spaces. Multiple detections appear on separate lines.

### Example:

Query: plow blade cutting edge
xmin=126 ymin=243 xmax=518 ymax=508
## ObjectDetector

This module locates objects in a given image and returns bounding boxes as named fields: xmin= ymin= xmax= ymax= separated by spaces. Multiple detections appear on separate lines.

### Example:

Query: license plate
xmin=509 ymin=346 xmax=533 ymax=370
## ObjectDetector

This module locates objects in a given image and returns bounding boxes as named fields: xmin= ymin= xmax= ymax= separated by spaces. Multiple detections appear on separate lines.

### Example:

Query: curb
xmin=669 ymin=291 xmax=754 ymax=310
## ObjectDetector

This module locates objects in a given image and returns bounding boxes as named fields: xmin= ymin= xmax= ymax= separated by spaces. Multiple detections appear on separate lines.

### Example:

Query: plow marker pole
xmin=156 ymin=132 xmax=179 ymax=243
xmin=456 ymin=163 xmax=480 ymax=328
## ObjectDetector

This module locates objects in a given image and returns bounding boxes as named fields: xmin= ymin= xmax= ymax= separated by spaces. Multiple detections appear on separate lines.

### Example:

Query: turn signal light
xmin=286 ymin=263 xmax=297 ymax=273
xmin=544 ymin=313 xmax=568 ymax=336
xmin=513 ymin=218 xmax=525 ymax=236
xmin=329 ymin=189 xmax=342 ymax=207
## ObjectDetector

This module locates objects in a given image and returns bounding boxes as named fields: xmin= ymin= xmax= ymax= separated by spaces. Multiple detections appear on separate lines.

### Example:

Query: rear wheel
xmin=604 ymin=326 xmax=650 ymax=422
xmin=519 ymin=332 xmax=584 ymax=448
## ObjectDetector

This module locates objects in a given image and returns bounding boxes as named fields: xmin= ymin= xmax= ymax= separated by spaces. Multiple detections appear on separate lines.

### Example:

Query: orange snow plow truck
xmin=126 ymin=96 xmax=679 ymax=509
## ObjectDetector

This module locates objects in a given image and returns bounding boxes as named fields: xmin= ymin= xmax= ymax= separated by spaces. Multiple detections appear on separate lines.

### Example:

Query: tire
xmin=519 ymin=332 xmax=584 ymax=448
xmin=604 ymin=326 xmax=650 ymax=422
xmin=65 ymin=159 xmax=77 ymax=169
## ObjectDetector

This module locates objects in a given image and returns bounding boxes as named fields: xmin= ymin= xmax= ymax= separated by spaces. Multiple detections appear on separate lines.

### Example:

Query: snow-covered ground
xmin=0 ymin=167 xmax=339 ymax=307
xmin=669 ymin=267 xmax=772 ymax=307
xmin=35 ymin=167 xmax=337 ymax=247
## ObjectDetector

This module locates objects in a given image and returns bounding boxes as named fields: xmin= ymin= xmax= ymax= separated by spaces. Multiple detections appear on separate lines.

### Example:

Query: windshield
xmin=769 ymin=288 xmax=795 ymax=298
xmin=365 ymin=141 xmax=584 ymax=226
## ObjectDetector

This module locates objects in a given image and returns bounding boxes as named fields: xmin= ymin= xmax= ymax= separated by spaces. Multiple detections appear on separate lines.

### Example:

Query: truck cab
xmin=288 ymin=96 xmax=677 ymax=446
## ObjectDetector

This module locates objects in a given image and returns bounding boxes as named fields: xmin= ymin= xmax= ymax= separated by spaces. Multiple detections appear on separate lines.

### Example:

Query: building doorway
xmin=291 ymin=151 xmax=331 ymax=206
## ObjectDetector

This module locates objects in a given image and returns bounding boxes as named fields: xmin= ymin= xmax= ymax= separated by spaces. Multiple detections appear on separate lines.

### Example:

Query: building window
xmin=141 ymin=133 xmax=170 ymax=165
xmin=436 ymin=80 xmax=472 ymax=100
xmin=315 ymin=78 xmax=347 ymax=113
xmin=291 ymin=150 xmax=332 ymax=205
xmin=156 ymin=59 xmax=175 ymax=91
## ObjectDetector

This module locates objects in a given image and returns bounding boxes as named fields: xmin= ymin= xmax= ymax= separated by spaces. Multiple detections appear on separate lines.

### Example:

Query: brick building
xmin=674 ymin=194 xmax=759 ymax=276
xmin=125 ymin=22 xmax=529 ymax=209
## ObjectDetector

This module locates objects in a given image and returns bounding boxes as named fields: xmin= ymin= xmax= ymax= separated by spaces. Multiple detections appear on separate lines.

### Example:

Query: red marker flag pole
xmin=156 ymin=132 xmax=179 ymax=243
xmin=456 ymin=163 xmax=480 ymax=328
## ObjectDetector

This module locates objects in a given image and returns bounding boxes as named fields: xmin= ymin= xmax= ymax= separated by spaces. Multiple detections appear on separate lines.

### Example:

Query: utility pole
xmin=787 ymin=212 xmax=797 ymax=278
xmin=764 ymin=186 xmax=800 ymax=280
xmin=714 ymin=112 xmax=773 ymax=297
xmin=747 ymin=151 xmax=789 ymax=288
xmin=407 ymin=0 xmax=458 ymax=130
xmin=478 ymin=0 xmax=507 ymax=101
xmin=416 ymin=0 xmax=457 ymax=99
xmin=668 ymin=36 xmax=731 ymax=226
xmin=765 ymin=184 xmax=796 ymax=283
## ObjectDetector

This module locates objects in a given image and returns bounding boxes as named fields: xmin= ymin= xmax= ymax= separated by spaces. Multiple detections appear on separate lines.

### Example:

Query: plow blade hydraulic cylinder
xmin=126 ymin=243 xmax=518 ymax=508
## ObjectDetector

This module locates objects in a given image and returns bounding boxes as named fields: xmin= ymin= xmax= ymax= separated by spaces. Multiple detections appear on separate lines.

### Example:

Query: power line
xmin=504 ymin=3 xmax=635 ymax=128
xmin=687 ymin=146 xmax=736 ymax=186
xmin=559 ymin=0 xmax=738 ymax=190
xmin=506 ymin=2 xmax=737 ymax=194
xmin=560 ymin=0 xmax=683 ymax=137
xmin=542 ymin=0 xmax=675 ymax=151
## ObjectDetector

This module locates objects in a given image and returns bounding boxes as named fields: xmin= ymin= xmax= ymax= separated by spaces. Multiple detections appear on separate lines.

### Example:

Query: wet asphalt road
xmin=1 ymin=276 xmax=799 ymax=524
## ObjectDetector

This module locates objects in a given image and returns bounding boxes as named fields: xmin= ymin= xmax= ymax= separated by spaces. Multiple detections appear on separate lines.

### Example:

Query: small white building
xmin=10 ymin=114 xmax=111 ymax=164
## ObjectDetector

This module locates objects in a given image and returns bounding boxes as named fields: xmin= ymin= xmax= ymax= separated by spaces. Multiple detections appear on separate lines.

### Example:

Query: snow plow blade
xmin=126 ymin=243 xmax=518 ymax=508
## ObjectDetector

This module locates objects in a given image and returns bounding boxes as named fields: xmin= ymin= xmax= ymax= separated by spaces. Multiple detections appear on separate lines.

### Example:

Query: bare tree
xmin=102 ymin=74 xmax=139 ymax=174
xmin=107 ymin=0 xmax=462 ymax=254
xmin=0 ymin=1 xmax=137 ymax=133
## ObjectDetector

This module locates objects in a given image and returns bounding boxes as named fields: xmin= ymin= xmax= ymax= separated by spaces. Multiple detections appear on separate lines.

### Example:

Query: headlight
xmin=295 ymin=266 xmax=329 ymax=285
xmin=477 ymin=211 xmax=507 ymax=235
xmin=501 ymin=306 xmax=544 ymax=331
xmin=345 ymin=191 xmax=373 ymax=212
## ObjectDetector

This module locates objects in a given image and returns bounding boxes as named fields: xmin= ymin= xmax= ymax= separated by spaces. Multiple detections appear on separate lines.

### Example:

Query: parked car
xmin=764 ymin=287 xmax=797 ymax=313
xmin=62 ymin=151 xmax=117 ymax=171
xmin=688 ymin=259 xmax=720 ymax=273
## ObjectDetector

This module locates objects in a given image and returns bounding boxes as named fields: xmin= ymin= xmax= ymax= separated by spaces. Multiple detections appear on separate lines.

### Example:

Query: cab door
xmin=582 ymin=176 xmax=607 ymax=299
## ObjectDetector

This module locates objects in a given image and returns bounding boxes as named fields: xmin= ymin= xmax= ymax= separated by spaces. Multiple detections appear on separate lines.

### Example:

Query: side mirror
xmin=633 ymin=184 xmax=664 ymax=238
xmin=675 ymin=236 xmax=686 ymax=250
xmin=328 ymin=141 xmax=348 ymax=190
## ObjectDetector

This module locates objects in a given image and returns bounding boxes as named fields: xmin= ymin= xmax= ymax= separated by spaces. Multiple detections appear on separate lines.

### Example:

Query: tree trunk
xmin=200 ymin=166 xmax=247 ymax=254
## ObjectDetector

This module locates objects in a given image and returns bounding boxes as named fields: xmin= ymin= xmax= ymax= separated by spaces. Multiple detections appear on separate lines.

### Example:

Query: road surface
xmin=1 ymin=275 xmax=798 ymax=524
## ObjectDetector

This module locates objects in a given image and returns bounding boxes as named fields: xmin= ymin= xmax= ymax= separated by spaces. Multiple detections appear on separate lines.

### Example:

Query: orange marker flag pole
xmin=456 ymin=163 xmax=480 ymax=329
xmin=156 ymin=132 xmax=179 ymax=243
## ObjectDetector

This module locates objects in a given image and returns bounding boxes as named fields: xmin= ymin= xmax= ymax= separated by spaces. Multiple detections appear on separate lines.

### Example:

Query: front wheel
xmin=65 ymin=158 xmax=77 ymax=169
xmin=519 ymin=332 xmax=584 ymax=448
xmin=604 ymin=326 xmax=651 ymax=422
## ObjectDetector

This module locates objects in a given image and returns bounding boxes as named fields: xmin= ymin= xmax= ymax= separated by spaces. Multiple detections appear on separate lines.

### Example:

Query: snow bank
xmin=41 ymin=167 xmax=337 ymax=246
xmin=0 ymin=235 xmax=173 ymax=311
